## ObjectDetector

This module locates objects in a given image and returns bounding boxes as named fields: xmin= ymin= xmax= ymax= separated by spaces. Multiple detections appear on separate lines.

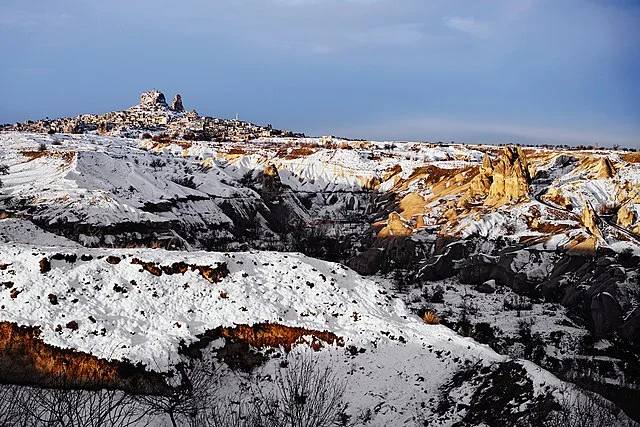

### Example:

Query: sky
xmin=1 ymin=0 xmax=639 ymax=147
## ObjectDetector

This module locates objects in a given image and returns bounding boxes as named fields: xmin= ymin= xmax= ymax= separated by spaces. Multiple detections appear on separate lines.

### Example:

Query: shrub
xmin=171 ymin=175 xmax=197 ymax=189
xmin=149 ymin=158 xmax=166 ymax=171
xmin=251 ymin=354 xmax=347 ymax=427
xmin=0 ymin=164 xmax=8 ymax=175
xmin=423 ymin=311 xmax=440 ymax=325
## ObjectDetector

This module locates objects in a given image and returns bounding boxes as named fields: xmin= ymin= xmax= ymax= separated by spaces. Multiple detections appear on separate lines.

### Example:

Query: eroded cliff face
xmin=0 ymin=322 xmax=167 ymax=393
xmin=581 ymin=201 xmax=603 ymax=239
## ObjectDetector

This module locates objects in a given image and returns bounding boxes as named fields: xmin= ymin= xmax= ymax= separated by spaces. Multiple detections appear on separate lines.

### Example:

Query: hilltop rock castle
xmin=1 ymin=90 xmax=304 ymax=142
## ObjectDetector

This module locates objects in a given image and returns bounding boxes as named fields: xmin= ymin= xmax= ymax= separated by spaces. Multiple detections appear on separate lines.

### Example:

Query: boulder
xmin=476 ymin=279 xmax=496 ymax=294
xmin=378 ymin=212 xmax=414 ymax=238
xmin=618 ymin=306 xmax=640 ymax=343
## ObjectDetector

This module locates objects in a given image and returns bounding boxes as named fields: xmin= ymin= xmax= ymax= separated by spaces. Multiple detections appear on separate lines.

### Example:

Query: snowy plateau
xmin=1 ymin=92 xmax=640 ymax=426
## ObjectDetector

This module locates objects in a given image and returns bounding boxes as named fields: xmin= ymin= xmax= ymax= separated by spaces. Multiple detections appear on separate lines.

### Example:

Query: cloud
xmin=347 ymin=23 xmax=447 ymax=46
xmin=444 ymin=16 xmax=492 ymax=38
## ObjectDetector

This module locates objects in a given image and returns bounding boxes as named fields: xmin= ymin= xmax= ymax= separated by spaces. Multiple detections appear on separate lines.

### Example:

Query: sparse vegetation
xmin=423 ymin=310 xmax=440 ymax=325
xmin=251 ymin=354 xmax=348 ymax=427
xmin=150 ymin=158 xmax=166 ymax=171
xmin=171 ymin=175 xmax=197 ymax=189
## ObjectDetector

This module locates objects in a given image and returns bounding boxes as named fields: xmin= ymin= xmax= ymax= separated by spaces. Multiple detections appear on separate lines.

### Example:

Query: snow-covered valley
xmin=1 ymin=100 xmax=640 ymax=426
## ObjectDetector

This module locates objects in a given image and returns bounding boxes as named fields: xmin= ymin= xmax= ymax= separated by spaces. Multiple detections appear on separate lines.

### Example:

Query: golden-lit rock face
xmin=398 ymin=193 xmax=428 ymax=220
xmin=581 ymin=201 xmax=603 ymax=239
xmin=618 ymin=204 xmax=636 ymax=228
xmin=565 ymin=235 xmax=599 ymax=256
xmin=597 ymin=157 xmax=617 ymax=179
xmin=484 ymin=146 xmax=531 ymax=207
xmin=543 ymin=186 xmax=573 ymax=210
xmin=460 ymin=153 xmax=493 ymax=206
xmin=378 ymin=212 xmax=414 ymax=238
xmin=618 ymin=204 xmax=640 ymax=234
xmin=0 ymin=321 xmax=166 ymax=393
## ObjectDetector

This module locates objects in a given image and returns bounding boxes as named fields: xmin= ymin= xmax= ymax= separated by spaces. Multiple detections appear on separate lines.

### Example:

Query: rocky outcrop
xmin=261 ymin=163 xmax=282 ymax=203
xmin=484 ymin=146 xmax=531 ymax=207
xmin=63 ymin=119 xmax=85 ymax=134
xmin=0 ymin=322 xmax=167 ymax=393
xmin=171 ymin=94 xmax=185 ymax=112
xmin=591 ymin=292 xmax=623 ymax=337
xmin=617 ymin=204 xmax=640 ymax=234
xmin=378 ymin=212 xmax=413 ymax=238
xmin=139 ymin=90 xmax=168 ymax=110
xmin=349 ymin=248 xmax=385 ymax=275
xmin=459 ymin=153 xmax=493 ymax=207
xmin=596 ymin=157 xmax=616 ymax=179
xmin=543 ymin=186 xmax=573 ymax=210
xmin=459 ymin=252 xmax=534 ymax=294
xmin=618 ymin=306 xmax=640 ymax=343
xmin=581 ymin=201 xmax=603 ymax=239
xmin=416 ymin=241 xmax=469 ymax=281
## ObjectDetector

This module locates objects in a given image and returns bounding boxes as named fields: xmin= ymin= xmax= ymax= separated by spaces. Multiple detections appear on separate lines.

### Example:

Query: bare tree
xmin=251 ymin=355 xmax=348 ymax=427
xmin=541 ymin=390 xmax=636 ymax=427
xmin=0 ymin=379 xmax=148 ymax=427
xmin=0 ymin=383 xmax=30 ymax=427
xmin=140 ymin=359 xmax=221 ymax=427
xmin=19 ymin=385 xmax=147 ymax=427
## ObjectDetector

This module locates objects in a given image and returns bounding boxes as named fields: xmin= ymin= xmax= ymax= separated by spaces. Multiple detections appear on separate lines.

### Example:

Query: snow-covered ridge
xmin=0 ymin=239 xmax=526 ymax=425
xmin=0 ymin=242 xmax=491 ymax=370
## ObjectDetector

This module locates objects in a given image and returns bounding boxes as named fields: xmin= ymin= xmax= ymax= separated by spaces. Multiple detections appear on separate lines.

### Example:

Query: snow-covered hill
xmin=0 ymin=236 xmax=577 ymax=425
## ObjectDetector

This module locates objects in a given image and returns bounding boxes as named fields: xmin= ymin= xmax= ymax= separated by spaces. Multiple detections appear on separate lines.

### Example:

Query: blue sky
xmin=1 ymin=0 xmax=639 ymax=147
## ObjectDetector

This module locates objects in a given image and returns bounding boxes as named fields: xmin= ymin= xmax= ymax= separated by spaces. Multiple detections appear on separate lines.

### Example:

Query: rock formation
xmin=459 ymin=153 xmax=494 ymax=207
xmin=138 ymin=90 xmax=168 ymax=110
xmin=596 ymin=157 xmax=616 ymax=179
xmin=261 ymin=163 xmax=282 ymax=203
xmin=378 ymin=212 xmax=414 ymax=238
xmin=544 ymin=186 xmax=573 ymax=210
xmin=581 ymin=201 xmax=603 ymax=239
xmin=591 ymin=292 xmax=623 ymax=338
xmin=617 ymin=204 xmax=636 ymax=228
xmin=171 ymin=94 xmax=185 ymax=112
xmin=484 ymin=147 xmax=531 ymax=207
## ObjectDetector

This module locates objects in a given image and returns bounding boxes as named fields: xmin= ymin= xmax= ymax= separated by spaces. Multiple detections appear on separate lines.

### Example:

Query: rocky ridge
xmin=1 ymin=90 xmax=303 ymax=142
